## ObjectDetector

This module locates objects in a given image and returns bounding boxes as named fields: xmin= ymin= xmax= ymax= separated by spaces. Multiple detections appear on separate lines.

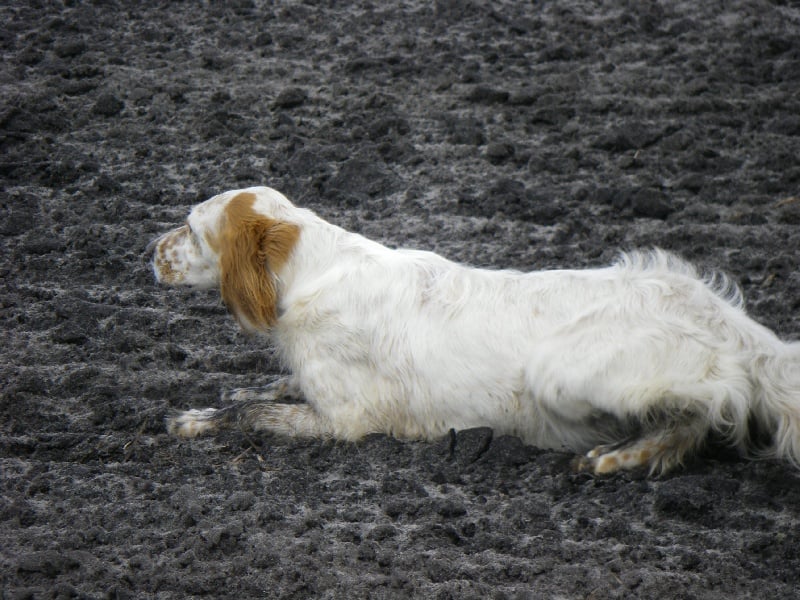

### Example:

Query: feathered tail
xmin=752 ymin=344 xmax=800 ymax=467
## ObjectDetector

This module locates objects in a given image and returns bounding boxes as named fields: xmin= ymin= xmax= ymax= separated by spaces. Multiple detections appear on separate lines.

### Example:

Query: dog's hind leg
xmin=574 ymin=416 xmax=709 ymax=475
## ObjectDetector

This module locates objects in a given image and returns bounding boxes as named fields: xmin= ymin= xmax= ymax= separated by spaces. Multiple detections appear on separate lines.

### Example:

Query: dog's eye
xmin=185 ymin=222 xmax=202 ymax=248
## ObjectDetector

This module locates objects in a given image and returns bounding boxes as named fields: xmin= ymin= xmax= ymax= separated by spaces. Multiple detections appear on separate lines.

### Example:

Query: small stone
xmin=485 ymin=141 xmax=515 ymax=165
xmin=630 ymin=189 xmax=674 ymax=219
xmin=465 ymin=85 xmax=510 ymax=104
xmin=273 ymin=87 xmax=307 ymax=109
xmin=92 ymin=93 xmax=124 ymax=117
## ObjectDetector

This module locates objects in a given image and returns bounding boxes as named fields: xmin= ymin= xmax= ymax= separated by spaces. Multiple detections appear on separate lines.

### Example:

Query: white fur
xmin=152 ymin=186 xmax=800 ymax=473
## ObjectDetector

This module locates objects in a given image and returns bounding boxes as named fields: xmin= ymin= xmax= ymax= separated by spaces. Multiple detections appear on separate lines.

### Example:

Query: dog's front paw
xmin=166 ymin=408 xmax=220 ymax=438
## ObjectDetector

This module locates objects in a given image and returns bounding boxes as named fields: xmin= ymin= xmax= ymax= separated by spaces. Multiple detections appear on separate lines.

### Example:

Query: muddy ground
xmin=2 ymin=1 xmax=800 ymax=598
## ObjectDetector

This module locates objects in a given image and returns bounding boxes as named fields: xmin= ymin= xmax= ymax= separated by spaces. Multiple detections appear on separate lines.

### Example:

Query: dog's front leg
xmin=166 ymin=376 xmax=332 ymax=439
xmin=221 ymin=376 xmax=304 ymax=403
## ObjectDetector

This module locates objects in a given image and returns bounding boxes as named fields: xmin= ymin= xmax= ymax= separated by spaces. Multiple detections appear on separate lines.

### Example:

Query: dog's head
xmin=150 ymin=187 xmax=300 ymax=331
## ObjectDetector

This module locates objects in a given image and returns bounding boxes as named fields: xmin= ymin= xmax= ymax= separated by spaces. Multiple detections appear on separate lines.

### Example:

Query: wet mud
xmin=3 ymin=1 xmax=800 ymax=598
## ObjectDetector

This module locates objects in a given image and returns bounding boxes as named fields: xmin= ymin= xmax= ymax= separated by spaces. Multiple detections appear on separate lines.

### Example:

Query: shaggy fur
xmin=150 ymin=186 xmax=800 ymax=474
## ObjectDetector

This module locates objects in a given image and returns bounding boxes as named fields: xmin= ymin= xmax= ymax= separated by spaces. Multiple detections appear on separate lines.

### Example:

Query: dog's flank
xmin=151 ymin=186 xmax=800 ymax=475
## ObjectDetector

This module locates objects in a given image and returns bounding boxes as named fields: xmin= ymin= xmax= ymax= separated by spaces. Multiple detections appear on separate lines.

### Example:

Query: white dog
xmin=150 ymin=186 xmax=800 ymax=474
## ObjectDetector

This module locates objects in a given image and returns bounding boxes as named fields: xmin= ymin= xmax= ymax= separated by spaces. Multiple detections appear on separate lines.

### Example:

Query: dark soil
xmin=3 ymin=1 xmax=800 ymax=598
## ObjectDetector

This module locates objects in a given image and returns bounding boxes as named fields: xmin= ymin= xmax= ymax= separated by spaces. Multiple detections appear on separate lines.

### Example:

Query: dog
xmin=149 ymin=186 xmax=800 ymax=474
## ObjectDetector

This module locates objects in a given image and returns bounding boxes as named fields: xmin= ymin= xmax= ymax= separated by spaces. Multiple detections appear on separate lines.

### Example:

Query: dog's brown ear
xmin=219 ymin=193 xmax=300 ymax=331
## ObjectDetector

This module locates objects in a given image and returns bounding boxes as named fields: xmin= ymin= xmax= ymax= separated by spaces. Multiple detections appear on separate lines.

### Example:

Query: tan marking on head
xmin=219 ymin=192 xmax=300 ymax=330
xmin=163 ymin=226 xmax=188 ymax=250
xmin=204 ymin=230 xmax=220 ymax=254
xmin=155 ymin=252 xmax=182 ymax=283
xmin=153 ymin=228 xmax=187 ymax=283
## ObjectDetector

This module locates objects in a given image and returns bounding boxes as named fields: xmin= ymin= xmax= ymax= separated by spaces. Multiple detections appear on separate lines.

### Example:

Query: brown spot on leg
xmin=580 ymin=432 xmax=699 ymax=475
xmin=594 ymin=454 xmax=621 ymax=474
xmin=582 ymin=443 xmax=644 ymax=474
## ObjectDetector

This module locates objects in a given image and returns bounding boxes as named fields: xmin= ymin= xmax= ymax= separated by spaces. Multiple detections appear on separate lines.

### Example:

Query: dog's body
xmin=151 ymin=186 xmax=800 ymax=474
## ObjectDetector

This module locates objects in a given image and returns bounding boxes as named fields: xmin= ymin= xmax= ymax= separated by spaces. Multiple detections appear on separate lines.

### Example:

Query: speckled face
xmin=150 ymin=195 xmax=227 ymax=289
